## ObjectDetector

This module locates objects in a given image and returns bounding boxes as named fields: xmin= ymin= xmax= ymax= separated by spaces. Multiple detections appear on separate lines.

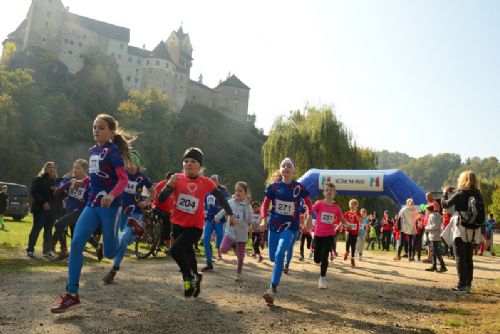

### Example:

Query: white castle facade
xmin=3 ymin=0 xmax=250 ymax=121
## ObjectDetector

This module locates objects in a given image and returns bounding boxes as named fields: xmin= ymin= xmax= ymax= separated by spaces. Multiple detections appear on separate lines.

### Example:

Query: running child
xmin=250 ymin=201 xmax=264 ymax=262
xmin=357 ymin=208 xmax=368 ymax=260
xmin=102 ymin=151 xmax=156 ymax=284
xmin=157 ymin=147 xmax=235 ymax=297
xmin=51 ymin=114 xmax=133 ymax=313
xmin=311 ymin=183 xmax=347 ymax=289
xmin=343 ymin=199 xmax=362 ymax=267
xmin=260 ymin=158 xmax=312 ymax=305
xmin=215 ymin=181 xmax=252 ymax=281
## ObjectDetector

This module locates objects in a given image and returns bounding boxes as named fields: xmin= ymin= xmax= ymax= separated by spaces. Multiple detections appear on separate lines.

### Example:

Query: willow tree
xmin=262 ymin=105 xmax=376 ymax=182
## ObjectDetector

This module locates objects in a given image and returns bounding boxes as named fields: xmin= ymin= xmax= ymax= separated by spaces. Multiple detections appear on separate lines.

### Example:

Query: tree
xmin=489 ymin=187 xmax=500 ymax=219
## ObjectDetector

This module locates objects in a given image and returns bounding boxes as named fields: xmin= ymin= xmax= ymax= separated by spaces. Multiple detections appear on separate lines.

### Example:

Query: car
xmin=0 ymin=182 xmax=30 ymax=221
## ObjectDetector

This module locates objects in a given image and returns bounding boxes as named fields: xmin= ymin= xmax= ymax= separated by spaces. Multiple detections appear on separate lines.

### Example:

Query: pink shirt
xmin=312 ymin=200 xmax=343 ymax=237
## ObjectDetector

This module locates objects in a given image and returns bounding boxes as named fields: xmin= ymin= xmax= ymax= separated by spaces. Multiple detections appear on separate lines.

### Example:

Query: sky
xmin=1 ymin=0 xmax=499 ymax=159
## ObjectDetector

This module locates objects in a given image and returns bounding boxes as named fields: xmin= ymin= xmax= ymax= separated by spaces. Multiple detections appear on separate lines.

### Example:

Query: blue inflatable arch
xmin=298 ymin=169 xmax=426 ymax=207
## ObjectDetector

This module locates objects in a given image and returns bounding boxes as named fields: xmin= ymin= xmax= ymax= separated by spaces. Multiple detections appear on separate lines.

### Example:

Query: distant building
xmin=2 ymin=0 xmax=250 ymax=121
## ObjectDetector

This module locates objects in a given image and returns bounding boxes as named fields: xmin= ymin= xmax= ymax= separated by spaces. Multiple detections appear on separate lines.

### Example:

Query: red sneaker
xmin=351 ymin=258 xmax=355 ymax=267
xmin=126 ymin=217 xmax=144 ymax=237
xmin=51 ymin=294 xmax=81 ymax=313
xmin=343 ymin=252 xmax=349 ymax=261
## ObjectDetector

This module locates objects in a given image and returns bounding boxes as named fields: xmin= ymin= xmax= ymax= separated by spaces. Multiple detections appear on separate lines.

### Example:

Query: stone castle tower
xmin=3 ymin=0 xmax=250 ymax=121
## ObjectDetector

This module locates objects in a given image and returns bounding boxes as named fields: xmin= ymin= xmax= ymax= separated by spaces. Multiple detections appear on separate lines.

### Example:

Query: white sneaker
xmin=308 ymin=252 xmax=313 ymax=259
xmin=318 ymin=276 xmax=327 ymax=289
xmin=234 ymin=273 xmax=242 ymax=281
xmin=359 ymin=254 xmax=363 ymax=261
xmin=216 ymin=255 xmax=222 ymax=261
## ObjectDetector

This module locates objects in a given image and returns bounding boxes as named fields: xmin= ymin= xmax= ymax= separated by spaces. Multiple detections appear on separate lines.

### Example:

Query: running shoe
xmin=393 ymin=256 xmax=401 ymax=261
xmin=103 ymin=268 xmax=117 ymax=284
xmin=51 ymin=252 xmax=68 ymax=262
xmin=343 ymin=252 xmax=349 ymax=261
xmin=437 ymin=267 xmax=448 ymax=273
xmin=184 ymin=278 xmax=195 ymax=298
xmin=51 ymin=294 xmax=81 ymax=313
xmin=425 ymin=267 xmax=436 ymax=272
xmin=201 ymin=264 xmax=214 ymax=272
xmin=283 ymin=266 xmax=289 ymax=274
xmin=258 ymin=255 xmax=264 ymax=262
xmin=350 ymin=258 xmax=355 ymax=267
xmin=42 ymin=251 xmax=55 ymax=258
xmin=450 ymin=286 xmax=469 ymax=293
xmin=26 ymin=251 xmax=35 ymax=258
xmin=193 ymin=273 xmax=203 ymax=297
xmin=262 ymin=287 xmax=276 ymax=305
xmin=318 ymin=276 xmax=327 ymax=289
xmin=234 ymin=273 xmax=242 ymax=282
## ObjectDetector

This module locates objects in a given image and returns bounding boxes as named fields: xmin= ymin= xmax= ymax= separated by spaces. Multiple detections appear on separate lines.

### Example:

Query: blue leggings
xmin=285 ymin=229 xmax=299 ymax=267
xmin=268 ymin=228 xmax=295 ymax=287
xmin=113 ymin=213 xmax=142 ymax=269
xmin=203 ymin=219 xmax=225 ymax=265
xmin=67 ymin=206 xmax=120 ymax=294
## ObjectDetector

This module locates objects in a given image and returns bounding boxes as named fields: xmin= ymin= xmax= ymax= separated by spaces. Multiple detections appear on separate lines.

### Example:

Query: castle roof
xmin=218 ymin=75 xmax=250 ymax=90
xmin=151 ymin=41 xmax=173 ymax=62
xmin=128 ymin=46 xmax=150 ymax=58
xmin=176 ymin=27 xmax=188 ymax=40
xmin=189 ymin=80 xmax=213 ymax=91
xmin=68 ymin=13 xmax=130 ymax=42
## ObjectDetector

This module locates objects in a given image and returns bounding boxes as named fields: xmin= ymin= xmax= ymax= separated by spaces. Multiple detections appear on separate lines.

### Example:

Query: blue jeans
xmin=67 ymin=206 xmax=120 ymax=294
xmin=203 ymin=219 xmax=225 ymax=265
xmin=113 ymin=213 xmax=142 ymax=269
xmin=268 ymin=228 xmax=295 ymax=287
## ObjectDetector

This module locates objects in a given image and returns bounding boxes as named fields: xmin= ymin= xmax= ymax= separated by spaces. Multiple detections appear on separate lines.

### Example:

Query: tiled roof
xmin=151 ymin=41 xmax=173 ymax=61
xmin=218 ymin=75 xmax=250 ymax=89
xmin=69 ymin=13 xmax=130 ymax=42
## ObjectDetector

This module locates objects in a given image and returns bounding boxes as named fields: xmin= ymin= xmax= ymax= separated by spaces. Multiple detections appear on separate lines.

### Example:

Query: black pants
xmin=366 ymin=236 xmax=376 ymax=250
xmin=382 ymin=230 xmax=392 ymax=250
xmin=413 ymin=233 xmax=423 ymax=259
xmin=314 ymin=236 xmax=334 ymax=276
xmin=375 ymin=230 xmax=382 ymax=249
xmin=331 ymin=234 xmax=338 ymax=253
xmin=454 ymin=237 xmax=474 ymax=288
xmin=398 ymin=232 xmax=414 ymax=258
xmin=252 ymin=232 xmax=262 ymax=255
xmin=171 ymin=224 xmax=203 ymax=280
xmin=345 ymin=234 xmax=357 ymax=258
xmin=51 ymin=210 xmax=80 ymax=252
xmin=300 ymin=233 xmax=312 ymax=257
xmin=27 ymin=210 xmax=55 ymax=253
xmin=431 ymin=240 xmax=446 ymax=268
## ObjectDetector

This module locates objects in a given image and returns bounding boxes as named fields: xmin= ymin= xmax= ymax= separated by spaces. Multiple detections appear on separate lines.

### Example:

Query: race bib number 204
xmin=176 ymin=194 xmax=199 ymax=214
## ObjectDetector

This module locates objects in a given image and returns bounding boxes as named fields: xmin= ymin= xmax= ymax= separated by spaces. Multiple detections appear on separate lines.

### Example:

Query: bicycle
xmin=134 ymin=207 xmax=164 ymax=259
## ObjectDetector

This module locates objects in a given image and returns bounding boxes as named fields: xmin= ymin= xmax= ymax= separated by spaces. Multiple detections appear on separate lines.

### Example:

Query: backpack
xmin=457 ymin=195 xmax=485 ymax=229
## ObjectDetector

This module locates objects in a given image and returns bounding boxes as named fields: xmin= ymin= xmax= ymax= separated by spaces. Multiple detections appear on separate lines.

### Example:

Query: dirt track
xmin=0 ymin=243 xmax=499 ymax=334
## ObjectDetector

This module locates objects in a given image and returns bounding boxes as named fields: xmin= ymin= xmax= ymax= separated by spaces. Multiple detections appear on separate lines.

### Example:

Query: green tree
xmin=489 ymin=187 xmax=500 ymax=219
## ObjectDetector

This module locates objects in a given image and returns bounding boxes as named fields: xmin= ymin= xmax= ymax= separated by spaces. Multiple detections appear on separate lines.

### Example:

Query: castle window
xmin=155 ymin=60 xmax=160 ymax=66
xmin=234 ymin=90 xmax=239 ymax=96
xmin=68 ymin=50 xmax=73 ymax=55
xmin=126 ymin=76 xmax=131 ymax=82
xmin=78 ymin=42 xmax=83 ymax=47
xmin=42 ymin=37 xmax=46 ymax=42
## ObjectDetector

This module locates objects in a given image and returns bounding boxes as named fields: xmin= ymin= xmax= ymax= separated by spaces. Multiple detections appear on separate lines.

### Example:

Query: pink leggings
xmin=220 ymin=235 xmax=246 ymax=273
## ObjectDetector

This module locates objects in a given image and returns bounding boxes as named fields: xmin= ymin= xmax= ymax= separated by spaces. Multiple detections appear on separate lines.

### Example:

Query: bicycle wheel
xmin=135 ymin=218 xmax=159 ymax=259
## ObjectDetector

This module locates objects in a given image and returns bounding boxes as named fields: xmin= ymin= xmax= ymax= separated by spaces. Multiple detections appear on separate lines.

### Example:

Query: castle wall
xmin=214 ymin=86 xmax=249 ymax=122
xmin=187 ymin=82 xmax=214 ymax=108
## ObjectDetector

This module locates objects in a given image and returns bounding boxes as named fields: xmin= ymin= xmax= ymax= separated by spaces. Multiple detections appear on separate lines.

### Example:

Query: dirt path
xmin=1 ymin=243 xmax=499 ymax=334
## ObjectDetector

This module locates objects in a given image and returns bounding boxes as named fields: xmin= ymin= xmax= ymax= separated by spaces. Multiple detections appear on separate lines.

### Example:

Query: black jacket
xmin=30 ymin=174 xmax=56 ymax=214
xmin=441 ymin=188 xmax=483 ymax=212
xmin=0 ymin=192 xmax=8 ymax=213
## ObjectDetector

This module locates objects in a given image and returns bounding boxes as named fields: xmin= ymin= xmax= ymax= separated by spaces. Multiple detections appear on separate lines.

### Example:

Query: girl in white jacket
xmin=215 ymin=181 xmax=252 ymax=281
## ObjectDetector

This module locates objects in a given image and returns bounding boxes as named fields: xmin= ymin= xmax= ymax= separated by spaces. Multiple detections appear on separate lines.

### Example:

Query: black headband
xmin=183 ymin=148 xmax=203 ymax=166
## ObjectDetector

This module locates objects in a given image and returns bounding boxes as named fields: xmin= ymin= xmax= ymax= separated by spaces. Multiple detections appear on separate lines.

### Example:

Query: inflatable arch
xmin=298 ymin=169 xmax=426 ymax=207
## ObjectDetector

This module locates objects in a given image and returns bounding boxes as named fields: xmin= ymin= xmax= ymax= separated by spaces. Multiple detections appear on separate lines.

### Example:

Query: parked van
xmin=0 ymin=182 xmax=30 ymax=221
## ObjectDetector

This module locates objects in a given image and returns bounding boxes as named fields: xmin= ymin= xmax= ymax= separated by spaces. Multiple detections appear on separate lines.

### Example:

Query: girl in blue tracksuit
xmin=51 ymin=114 xmax=133 ymax=313
xmin=102 ymin=151 xmax=156 ymax=284
xmin=201 ymin=175 xmax=231 ymax=272
xmin=260 ymin=158 xmax=312 ymax=305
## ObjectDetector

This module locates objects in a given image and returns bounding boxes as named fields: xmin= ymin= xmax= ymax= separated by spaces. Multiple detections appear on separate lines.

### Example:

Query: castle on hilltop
xmin=2 ymin=0 xmax=250 ymax=121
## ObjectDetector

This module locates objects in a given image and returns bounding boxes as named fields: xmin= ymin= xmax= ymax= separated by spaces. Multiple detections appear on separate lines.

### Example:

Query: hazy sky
xmin=2 ymin=0 xmax=499 ymax=159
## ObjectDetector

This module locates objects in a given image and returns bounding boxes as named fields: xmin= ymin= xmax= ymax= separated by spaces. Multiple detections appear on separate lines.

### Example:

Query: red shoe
xmin=51 ymin=294 xmax=81 ymax=313
xmin=126 ymin=217 xmax=144 ymax=237
xmin=351 ymin=258 xmax=355 ymax=267
xmin=343 ymin=252 xmax=349 ymax=261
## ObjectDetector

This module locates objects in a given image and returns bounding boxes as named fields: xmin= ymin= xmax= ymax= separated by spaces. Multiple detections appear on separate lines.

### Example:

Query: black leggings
xmin=331 ymin=234 xmax=338 ymax=253
xmin=51 ymin=209 xmax=99 ymax=251
xmin=454 ymin=237 xmax=474 ymax=288
xmin=382 ymin=230 xmax=392 ymax=250
xmin=314 ymin=236 xmax=333 ymax=276
xmin=398 ymin=232 xmax=414 ymax=258
xmin=252 ymin=232 xmax=262 ymax=255
xmin=171 ymin=224 xmax=203 ymax=280
xmin=346 ymin=234 xmax=357 ymax=258
xmin=300 ymin=233 xmax=312 ymax=257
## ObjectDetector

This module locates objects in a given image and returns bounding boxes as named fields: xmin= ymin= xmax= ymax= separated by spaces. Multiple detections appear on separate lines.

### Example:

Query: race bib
xmin=89 ymin=155 xmax=100 ymax=174
xmin=176 ymin=194 xmax=199 ymax=214
xmin=349 ymin=223 xmax=357 ymax=230
xmin=68 ymin=187 xmax=85 ymax=201
xmin=275 ymin=199 xmax=295 ymax=216
xmin=252 ymin=213 xmax=260 ymax=222
xmin=125 ymin=181 xmax=138 ymax=194
xmin=321 ymin=212 xmax=334 ymax=224
xmin=206 ymin=194 xmax=216 ymax=206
